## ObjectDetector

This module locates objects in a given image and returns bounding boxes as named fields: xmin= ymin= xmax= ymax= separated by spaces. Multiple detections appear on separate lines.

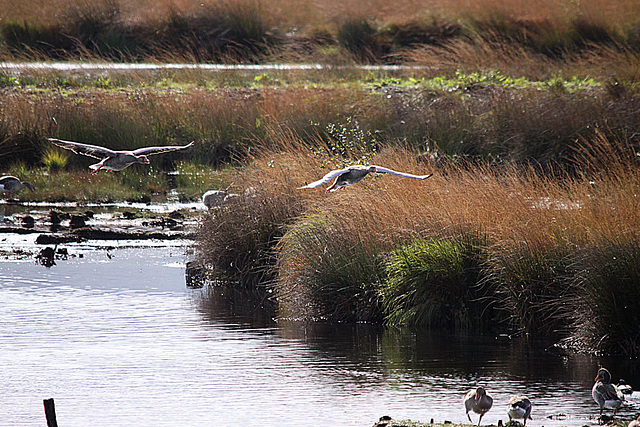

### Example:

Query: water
xmin=0 ymin=61 xmax=427 ymax=72
xmin=1 ymin=242 xmax=639 ymax=427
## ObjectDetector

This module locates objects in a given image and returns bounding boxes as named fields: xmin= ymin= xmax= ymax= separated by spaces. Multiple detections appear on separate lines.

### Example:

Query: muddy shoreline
xmin=0 ymin=201 xmax=200 ymax=260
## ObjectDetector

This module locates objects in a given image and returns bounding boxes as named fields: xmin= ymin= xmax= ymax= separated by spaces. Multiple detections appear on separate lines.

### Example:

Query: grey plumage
xmin=593 ymin=368 xmax=624 ymax=417
xmin=617 ymin=379 xmax=633 ymax=396
xmin=0 ymin=175 xmax=35 ymax=199
xmin=48 ymin=138 xmax=194 ymax=174
xmin=464 ymin=387 xmax=493 ymax=426
xmin=299 ymin=165 xmax=433 ymax=192
xmin=508 ymin=395 xmax=532 ymax=426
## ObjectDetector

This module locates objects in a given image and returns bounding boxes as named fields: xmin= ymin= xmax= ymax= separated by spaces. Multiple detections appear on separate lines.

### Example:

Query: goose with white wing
xmin=48 ymin=138 xmax=194 ymax=174
xmin=298 ymin=165 xmax=433 ymax=192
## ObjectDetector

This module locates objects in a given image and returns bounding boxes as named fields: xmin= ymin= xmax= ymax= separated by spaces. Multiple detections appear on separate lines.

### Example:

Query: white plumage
xmin=48 ymin=138 xmax=194 ymax=174
xmin=299 ymin=165 xmax=433 ymax=192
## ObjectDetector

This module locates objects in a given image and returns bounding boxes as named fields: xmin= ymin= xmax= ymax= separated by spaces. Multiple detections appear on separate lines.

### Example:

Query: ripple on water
xmin=1 ymin=247 xmax=640 ymax=426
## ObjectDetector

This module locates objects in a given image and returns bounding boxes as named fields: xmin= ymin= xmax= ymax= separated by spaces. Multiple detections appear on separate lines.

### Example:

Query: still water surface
xmin=1 ymin=244 xmax=638 ymax=427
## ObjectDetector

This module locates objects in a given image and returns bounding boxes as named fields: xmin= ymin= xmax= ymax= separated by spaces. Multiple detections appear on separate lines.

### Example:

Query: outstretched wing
xmin=132 ymin=141 xmax=194 ymax=156
xmin=373 ymin=166 xmax=433 ymax=180
xmin=298 ymin=167 xmax=351 ymax=189
xmin=48 ymin=138 xmax=116 ymax=160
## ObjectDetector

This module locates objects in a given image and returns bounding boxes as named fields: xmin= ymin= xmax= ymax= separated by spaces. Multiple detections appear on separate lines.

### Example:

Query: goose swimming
xmin=48 ymin=138 xmax=194 ymax=174
xmin=298 ymin=165 xmax=433 ymax=192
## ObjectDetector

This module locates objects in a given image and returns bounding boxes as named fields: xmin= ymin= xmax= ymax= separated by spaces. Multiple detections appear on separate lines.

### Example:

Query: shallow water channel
xmin=1 ymin=208 xmax=639 ymax=426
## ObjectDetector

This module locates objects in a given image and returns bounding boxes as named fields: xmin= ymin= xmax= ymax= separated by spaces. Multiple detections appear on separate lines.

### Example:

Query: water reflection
xmin=194 ymin=287 xmax=640 ymax=425
xmin=1 ymin=247 xmax=639 ymax=427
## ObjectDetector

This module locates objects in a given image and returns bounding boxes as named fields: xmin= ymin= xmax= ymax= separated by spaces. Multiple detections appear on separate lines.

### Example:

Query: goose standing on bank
xmin=0 ymin=175 xmax=35 ymax=199
xmin=48 ymin=138 xmax=194 ymax=174
xmin=508 ymin=395 xmax=533 ymax=426
xmin=593 ymin=367 xmax=624 ymax=417
xmin=464 ymin=386 xmax=493 ymax=426
xmin=298 ymin=165 xmax=433 ymax=192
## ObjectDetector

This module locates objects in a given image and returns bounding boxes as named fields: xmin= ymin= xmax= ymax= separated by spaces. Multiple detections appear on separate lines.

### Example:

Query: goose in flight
xmin=0 ymin=175 xmax=35 ymax=199
xmin=298 ymin=165 xmax=433 ymax=192
xmin=47 ymin=138 xmax=194 ymax=174
xmin=592 ymin=367 xmax=624 ymax=418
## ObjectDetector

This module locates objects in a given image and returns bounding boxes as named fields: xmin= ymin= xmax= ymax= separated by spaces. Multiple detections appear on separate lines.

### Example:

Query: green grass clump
xmin=8 ymin=167 xmax=169 ymax=203
xmin=563 ymin=239 xmax=640 ymax=357
xmin=382 ymin=236 xmax=486 ymax=329
xmin=41 ymin=147 xmax=69 ymax=172
xmin=192 ymin=126 xmax=640 ymax=355
xmin=277 ymin=213 xmax=386 ymax=322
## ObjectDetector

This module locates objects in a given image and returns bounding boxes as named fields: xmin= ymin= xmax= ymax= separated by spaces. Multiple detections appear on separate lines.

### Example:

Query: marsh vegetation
xmin=1 ymin=0 xmax=640 ymax=356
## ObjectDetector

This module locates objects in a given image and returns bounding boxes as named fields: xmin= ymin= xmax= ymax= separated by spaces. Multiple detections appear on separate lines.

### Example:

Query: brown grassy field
xmin=197 ymin=127 xmax=640 ymax=356
xmin=1 ymin=0 xmax=640 ymax=355
xmin=1 ymin=0 xmax=640 ymax=81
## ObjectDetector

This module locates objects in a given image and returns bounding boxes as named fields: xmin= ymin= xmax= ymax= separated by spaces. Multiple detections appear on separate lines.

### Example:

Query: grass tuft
xmin=381 ymin=235 xmax=486 ymax=329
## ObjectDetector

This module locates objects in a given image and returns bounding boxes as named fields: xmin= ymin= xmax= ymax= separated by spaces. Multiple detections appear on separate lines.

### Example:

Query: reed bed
xmin=1 ymin=0 xmax=640 ymax=81
xmin=195 ymin=128 xmax=640 ymax=356
xmin=2 ymin=83 xmax=640 ymax=172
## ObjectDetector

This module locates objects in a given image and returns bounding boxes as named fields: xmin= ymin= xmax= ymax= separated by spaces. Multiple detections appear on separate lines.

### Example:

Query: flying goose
xmin=593 ymin=367 xmax=624 ymax=418
xmin=0 ymin=175 xmax=35 ymax=199
xmin=47 ymin=138 xmax=194 ymax=174
xmin=464 ymin=386 xmax=493 ymax=426
xmin=298 ymin=165 xmax=433 ymax=192
xmin=508 ymin=395 xmax=533 ymax=426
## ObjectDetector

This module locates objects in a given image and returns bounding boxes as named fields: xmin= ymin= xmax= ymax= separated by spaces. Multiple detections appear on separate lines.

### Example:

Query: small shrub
xmin=0 ymin=72 xmax=20 ymax=88
xmin=484 ymin=241 xmax=570 ymax=337
xmin=198 ymin=186 xmax=304 ymax=291
xmin=277 ymin=213 xmax=386 ymax=322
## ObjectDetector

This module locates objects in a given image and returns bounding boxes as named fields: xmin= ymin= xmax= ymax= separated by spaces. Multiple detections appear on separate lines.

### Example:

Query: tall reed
xmin=230 ymin=129 xmax=640 ymax=353
xmin=1 ymin=0 xmax=639 ymax=75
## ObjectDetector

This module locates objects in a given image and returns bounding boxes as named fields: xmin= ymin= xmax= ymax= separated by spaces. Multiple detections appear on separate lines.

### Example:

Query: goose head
xmin=595 ymin=368 xmax=612 ymax=384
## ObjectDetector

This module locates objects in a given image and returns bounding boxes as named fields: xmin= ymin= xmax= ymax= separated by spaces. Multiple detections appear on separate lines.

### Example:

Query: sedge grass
xmin=195 ymin=127 xmax=640 ymax=353
xmin=1 ymin=0 xmax=640 ymax=83
xmin=6 ymin=167 xmax=167 ymax=203
xmin=382 ymin=235 xmax=487 ymax=329
xmin=1 ymin=83 xmax=640 ymax=174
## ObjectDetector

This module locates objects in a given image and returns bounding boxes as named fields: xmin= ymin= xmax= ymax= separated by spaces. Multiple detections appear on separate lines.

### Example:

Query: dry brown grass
xmin=1 ymin=0 xmax=639 ymax=78
xmin=241 ymin=131 xmax=640 ymax=331
xmin=3 ymin=0 xmax=638 ymax=30
xmin=191 ymin=122 xmax=640 ymax=352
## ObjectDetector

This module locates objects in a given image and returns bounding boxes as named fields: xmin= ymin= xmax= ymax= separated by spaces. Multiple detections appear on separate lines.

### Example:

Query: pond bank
xmin=0 ymin=200 xmax=200 ymax=260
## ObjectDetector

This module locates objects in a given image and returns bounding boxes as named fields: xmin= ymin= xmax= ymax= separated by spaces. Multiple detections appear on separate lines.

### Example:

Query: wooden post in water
xmin=43 ymin=398 xmax=58 ymax=427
